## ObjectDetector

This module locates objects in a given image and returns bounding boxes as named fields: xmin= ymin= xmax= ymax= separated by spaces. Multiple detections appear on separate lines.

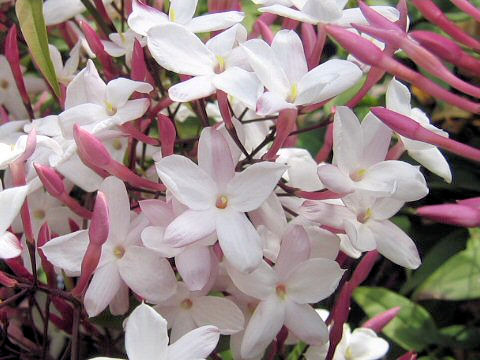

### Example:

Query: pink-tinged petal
xmin=169 ymin=0 xmax=198 ymax=24
xmin=371 ymin=197 xmax=405 ymax=221
xmin=0 ymin=185 xmax=28 ymax=234
xmin=43 ymin=0 xmax=85 ymax=26
xmin=333 ymin=106 xmax=363 ymax=173
xmin=272 ymin=30 xmax=308 ymax=85
xmin=307 ymin=226 xmax=340 ymax=260
xmin=256 ymin=91 xmax=296 ymax=116
xmin=147 ymin=24 xmax=215 ymax=76
xmin=176 ymin=246 xmax=212 ymax=291
xmin=169 ymin=309 xmax=197 ymax=342
xmin=228 ymin=162 xmax=287 ymax=212
xmin=65 ymin=59 xmax=106 ymax=109
xmin=118 ymin=246 xmax=177 ymax=303
xmin=101 ymin=40 xmax=127 ymax=57
xmin=156 ymin=155 xmax=217 ymax=210
xmin=127 ymin=0 xmax=169 ymax=36
xmin=241 ymin=296 xmax=286 ymax=359
xmin=302 ymin=0 xmax=343 ymax=22
xmin=139 ymin=199 xmax=175 ymax=227
xmin=258 ymin=5 xmax=318 ymax=24
xmin=99 ymin=177 xmax=131 ymax=245
xmin=284 ymin=302 xmax=328 ymax=345
xmin=360 ymin=161 xmax=428 ymax=201
xmin=344 ymin=219 xmax=376 ymax=252
xmin=361 ymin=112 xmax=392 ymax=167
xmin=84 ymin=262 xmax=122 ymax=317
xmin=192 ymin=296 xmax=245 ymax=334
xmin=198 ymin=127 xmax=235 ymax=190
xmin=125 ymin=303 xmax=168 ymax=360
xmin=40 ymin=230 xmax=89 ymax=274
xmin=0 ymin=232 xmax=22 ymax=259
xmin=106 ymin=78 xmax=153 ymax=108
xmin=317 ymin=164 xmax=354 ymax=194
xmin=186 ymin=11 xmax=245 ymax=33
xmin=168 ymin=325 xmax=219 ymax=360
xmin=213 ymin=67 xmax=263 ymax=110
xmin=408 ymin=147 xmax=452 ymax=183
xmin=226 ymin=260 xmax=277 ymax=300
xmin=58 ymin=103 xmax=109 ymax=138
xmin=336 ymin=6 xmax=399 ymax=27
xmin=142 ymin=226 xmax=182 ymax=257
xmin=370 ymin=220 xmax=421 ymax=269
xmin=286 ymin=258 xmax=344 ymax=303
xmin=275 ymin=225 xmax=311 ymax=280
xmin=299 ymin=200 xmax=354 ymax=229
xmin=241 ymin=39 xmax=290 ymax=96
xmin=216 ymin=211 xmax=263 ymax=272
xmin=109 ymin=282 xmax=129 ymax=316
xmin=164 ymin=209 xmax=217 ymax=247
xmin=168 ymin=75 xmax=216 ymax=103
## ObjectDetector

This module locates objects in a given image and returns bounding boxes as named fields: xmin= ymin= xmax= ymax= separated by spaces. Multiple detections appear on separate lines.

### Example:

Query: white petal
xmin=361 ymin=112 xmax=392 ymax=167
xmin=317 ymin=164 xmax=354 ymax=194
xmin=110 ymin=99 xmax=150 ymax=126
xmin=370 ymin=220 xmax=421 ymax=269
xmin=348 ymin=328 xmax=389 ymax=359
xmin=344 ymin=219 xmax=376 ymax=252
xmin=226 ymin=260 xmax=277 ymax=300
xmin=408 ymin=148 xmax=452 ymax=183
xmin=164 ymin=209 xmax=217 ymax=247
xmin=147 ymin=24 xmax=215 ymax=76
xmin=275 ymin=225 xmax=311 ymax=280
xmin=186 ymin=11 xmax=245 ymax=33
xmin=40 ymin=230 xmax=89 ymax=274
xmin=106 ymin=78 xmax=152 ymax=108
xmin=302 ymin=0 xmax=342 ymax=22
xmin=241 ymin=296 xmax=285 ymax=359
xmin=58 ymin=103 xmax=109 ymax=138
xmin=386 ymin=77 xmax=412 ymax=116
xmin=84 ymin=263 xmax=122 ymax=317
xmin=333 ymin=106 xmax=363 ymax=173
xmin=127 ymin=0 xmax=169 ymax=36
xmin=156 ymin=155 xmax=217 ymax=210
xmin=125 ymin=303 xmax=168 ymax=360
xmin=307 ymin=226 xmax=341 ymax=260
xmin=168 ymin=75 xmax=216 ymax=103
xmin=169 ymin=0 xmax=197 ymax=24
xmin=284 ymin=302 xmax=328 ymax=345
xmin=139 ymin=199 xmax=175 ymax=227
xmin=0 ymin=185 xmax=28 ymax=234
xmin=335 ymin=6 xmax=399 ymax=27
xmin=102 ymin=40 xmax=127 ymax=57
xmin=258 ymin=5 xmax=319 ymax=24
xmin=168 ymin=325 xmax=220 ymax=360
xmin=0 ymin=232 xmax=22 ymax=259
xmin=100 ymin=177 xmax=131 ymax=246
xmin=43 ymin=0 xmax=85 ymax=25
xmin=213 ymin=67 xmax=263 ymax=110
xmin=272 ymin=30 xmax=308 ymax=85
xmin=206 ymin=24 xmax=247 ymax=56
xmin=118 ymin=246 xmax=177 ymax=303
xmin=286 ymin=258 xmax=344 ymax=304
xmin=169 ymin=309 xmax=197 ymax=342
xmin=217 ymin=211 xmax=263 ymax=272
xmin=176 ymin=246 xmax=212 ymax=291
xmin=142 ymin=226 xmax=181 ymax=257
xmin=256 ymin=91 xmax=296 ymax=116
xmin=109 ymin=282 xmax=130 ymax=316
xmin=241 ymin=39 xmax=290 ymax=96
xmin=299 ymin=200 xmax=354 ymax=229
xmin=65 ymin=60 xmax=106 ymax=109
xmin=228 ymin=162 xmax=287 ymax=212
xmin=192 ymin=296 xmax=244 ymax=334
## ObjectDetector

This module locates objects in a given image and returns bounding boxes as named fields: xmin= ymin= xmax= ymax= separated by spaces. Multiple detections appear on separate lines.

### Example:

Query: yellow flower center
xmin=1 ymin=79 xmax=9 ymax=90
xmin=180 ymin=298 xmax=193 ymax=309
xmin=276 ymin=284 xmax=287 ymax=300
xmin=169 ymin=7 xmax=176 ymax=22
xmin=214 ymin=55 xmax=226 ymax=74
xmin=105 ymin=101 xmax=117 ymax=116
xmin=287 ymin=83 xmax=298 ymax=103
xmin=34 ymin=209 xmax=46 ymax=220
xmin=112 ymin=139 xmax=123 ymax=150
xmin=357 ymin=208 xmax=373 ymax=224
xmin=350 ymin=168 xmax=367 ymax=182
xmin=113 ymin=246 xmax=125 ymax=259
xmin=215 ymin=195 xmax=229 ymax=209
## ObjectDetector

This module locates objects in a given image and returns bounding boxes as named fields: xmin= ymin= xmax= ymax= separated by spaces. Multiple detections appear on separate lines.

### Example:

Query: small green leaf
xmin=440 ymin=325 xmax=480 ymax=349
xmin=16 ymin=0 xmax=60 ymax=98
xmin=354 ymin=286 xmax=438 ymax=351
xmin=414 ymin=228 xmax=480 ymax=301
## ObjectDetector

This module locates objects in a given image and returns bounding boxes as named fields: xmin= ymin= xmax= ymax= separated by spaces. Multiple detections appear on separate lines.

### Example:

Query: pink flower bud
xmin=34 ymin=163 xmax=65 ymax=197
xmin=412 ymin=0 xmax=480 ymax=51
xmin=397 ymin=351 xmax=417 ymax=360
xmin=88 ymin=191 xmax=110 ymax=247
xmin=255 ymin=20 xmax=274 ymax=45
xmin=358 ymin=0 xmax=402 ymax=32
xmin=73 ymin=125 xmax=113 ymax=167
xmin=371 ymin=107 xmax=480 ymax=162
xmin=37 ymin=222 xmax=57 ymax=287
xmin=157 ymin=114 xmax=176 ymax=157
xmin=264 ymin=108 xmax=298 ymax=161
xmin=131 ymin=39 xmax=155 ymax=87
xmin=416 ymin=204 xmax=480 ymax=228
xmin=0 ymin=271 xmax=17 ymax=287
xmin=72 ymin=245 xmax=102 ymax=297
xmin=451 ymin=0 xmax=480 ymax=22
xmin=351 ymin=250 xmax=380 ymax=287
xmin=457 ymin=197 xmax=480 ymax=208
xmin=16 ymin=128 xmax=37 ymax=163
xmin=362 ymin=306 xmax=401 ymax=332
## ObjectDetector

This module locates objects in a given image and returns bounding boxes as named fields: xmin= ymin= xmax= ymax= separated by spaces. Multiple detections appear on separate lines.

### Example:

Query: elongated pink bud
xmin=79 ymin=20 xmax=117 ymax=80
xmin=34 ymin=163 xmax=65 ymax=197
xmin=316 ymin=121 xmax=333 ymax=162
xmin=451 ymin=0 xmax=480 ymax=22
xmin=302 ymin=23 xmax=316 ymax=59
xmin=413 ymin=0 xmax=480 ymax=50
xmin=131 ymin=39 xmax=155 ymax=87
xmin=410 ymin=31 xmax=480 ymax=77
xmin=73 ymin=125 xmax=112 ymax=167
xmin=71 ymin=245 xmax=102 ymax=297
xmin=157 ymin=114 xmax=176 ymax=157
xmin=358 ymin=0 xmax=402 ymax=32
xmin=307 ymin=24 xmax=327 ymax=69
xmin=89 ymin=192 xmax=109 ymax=246
xmin=264 ymin=108 xmax=298 ymax=161
xmin=92 ymin=0 xmax=113 ymax=29
xmin=362 ymin=306 xmax=401 ymax=332
xmin=282 ymin=17 xmax=299 ymax=30
xmin=417 ymin=204 xmax=480 ymax=227
xmin=0 ymin=271 xmax=17 ymax=287
xmin=16 ymin=128 xmax=37 ymax=163
xmin=397 ymin=351 xmax=417 ymax=360
xmin=326 ymin=25 xmax=480 ymax=113
xmin=120 ymin=123 xmax=159 ymax=146
xmin=295 ymin=189 xmax=343 ymax=201
xmin=457 ymin=197 xmax=480 ymax=208
xmin=37 ymin=222 xmax=57 ymax=287
xmin=371 ymin=107 xmax=480 ymax=162
xmin=5 ymin=25 xmax=34 ymax=119
xmin=255 ymin=20 xmax=274 ymax=45
xmin=351 ymin=250 xmax=380 ymax=287
xmin=250 ymin=13 xmax=277 ymax=38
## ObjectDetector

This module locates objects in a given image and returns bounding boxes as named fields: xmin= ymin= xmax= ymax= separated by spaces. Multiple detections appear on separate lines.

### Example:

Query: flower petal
xmin=186 ymin=11 xmax=245 ymax=33
xmin=226 ymin=260 xmax=277 ymax=300
xmin=106 ymin=78 xmax=152 ymax=108
xmin=0 ymin=232 xmax=22 ymax=259
xmin=192 ymin=296 xmax=244 ymax=334
xmin=275 ymin=225 xmax=311 ymax=280
xmin=0 ymin=185 xmax=28 ymax=234
xmin=125 ymin=303 xmax=168 ymax=360
xmin=284 ymin=302 xmax=328 ymax=345
xmin=168 ymin=325 xmax=220 ymax=360
xmin=169 ymin=0 xmax=197 ymax=24
xmin=361 ymin=112 xmax=392 ymax=167
xmin=164 ymin=209 xmax=217 ymax=247
xmin=84 ymin=263 xmax=122 ymax=317
xmin=317 ymin=164 xmax=355 ymax=194
xmin=176 ymin=246 xmax=212 ymax=291
xmin=168 ymin=75 xmax=216 ymax=103
xmin=258 ymin=5 xmax=319 ymax=24
xmin=272 ymin=30 xmax=308 ymax=85
xmin=333 ymin=106 xmax=363 ymax=173
xmin=127 ymin=0 xmax=169 ymax=36
xmin=408 ymin=147 xmax=452 ymax=183
xmin=256 ymin=91 xmax=296 ymax=116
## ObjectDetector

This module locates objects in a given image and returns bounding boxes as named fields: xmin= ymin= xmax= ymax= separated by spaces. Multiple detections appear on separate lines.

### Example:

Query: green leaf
xmin=353 ymin=287 xmax=438 ymax=351
xmin=16 ymin=0 xmax=60 ymax=98
xmin=440 ymin=325 xmax=480 ymax=349
xmin=414 ymin=228 xmax=480 ymax=301
xmin=400 ymin=229 xmax=468 ymax=294
xmin=287 ymin=342 xmax=307 ymax=360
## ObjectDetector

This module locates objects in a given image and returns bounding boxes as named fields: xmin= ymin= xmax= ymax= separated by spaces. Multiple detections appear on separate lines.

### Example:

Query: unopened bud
xmin=73 ymin=124 xmax=112 ymax=167
xmin=34 ymin=163 xmax=65 ymax=197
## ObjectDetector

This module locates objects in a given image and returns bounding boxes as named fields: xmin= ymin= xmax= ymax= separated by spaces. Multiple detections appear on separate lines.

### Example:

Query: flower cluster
xmin=1 ymin=0 xmax=480 ymax=359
